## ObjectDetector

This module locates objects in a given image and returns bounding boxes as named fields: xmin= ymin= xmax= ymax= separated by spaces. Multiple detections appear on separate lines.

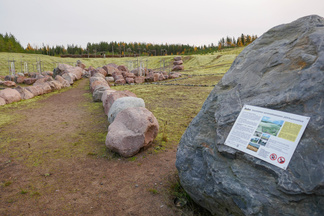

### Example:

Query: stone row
xmin=0 ymin=63 xmax=86 ymax=106
xmin=89 ymin=63 xmax=160 ymax=158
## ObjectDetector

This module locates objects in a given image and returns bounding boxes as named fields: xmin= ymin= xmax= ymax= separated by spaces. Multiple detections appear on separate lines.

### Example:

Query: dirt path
xmin=0 ymin=79 xmax=182 ymax=215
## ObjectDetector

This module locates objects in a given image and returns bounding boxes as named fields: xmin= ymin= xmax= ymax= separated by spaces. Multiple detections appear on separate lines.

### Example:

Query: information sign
xmin=224 ymin=105 xmax=310 ymax=169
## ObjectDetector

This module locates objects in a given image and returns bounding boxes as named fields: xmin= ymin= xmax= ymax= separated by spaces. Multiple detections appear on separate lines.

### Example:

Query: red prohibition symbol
xmin=277 ymin=156 xmax=285 ymax=164
xmin=270 ymin=153 xmax=277 ymax=161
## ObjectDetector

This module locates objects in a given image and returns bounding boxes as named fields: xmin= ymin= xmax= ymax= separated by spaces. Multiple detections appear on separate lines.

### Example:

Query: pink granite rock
xmin=104 ymin=90 xmax=137 ymax=115
xmin=15 ymin=86 xmax=34 ymax=100
xmin=105 ymin=107 xmax=159 ymax=157
xmin=134 ymin=76 xmax=145 ymax=84
xmin=0 ymin=88 xmax=22 ymax=104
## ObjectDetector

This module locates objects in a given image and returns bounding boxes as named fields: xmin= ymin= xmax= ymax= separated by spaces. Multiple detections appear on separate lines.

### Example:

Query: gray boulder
xmin=62 ymin=73 xmax=74 ymax=85
xmin=108 ymin=97 xmax=145 ymax=123
xmin=93 ymin=86 xmax=111 ymax=102
xmin=176 ymin=15 xmax=324 ymax=216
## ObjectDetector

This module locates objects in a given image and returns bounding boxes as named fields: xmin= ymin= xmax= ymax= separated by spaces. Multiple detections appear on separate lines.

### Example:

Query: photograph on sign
xmin=224 ymin=105 xmax=310 ymax=170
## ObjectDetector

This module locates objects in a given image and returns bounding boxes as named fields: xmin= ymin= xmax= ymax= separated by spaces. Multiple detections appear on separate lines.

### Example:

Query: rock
xmin=112 ymin=71 xmax=123 ymax=80
xmin=104 ymin=90 xmax=137 ymax=115
xmin=53 ymin=63 xmax=83 ymax=80
xmin=40 ymin=83 xmax=52 ymax=94
xmin=25 ymin=86 xmax=44 ymax=96
xmin=0 ymin=97 xmax=5 ymax=106
xmin=16 ymin=76 xmax=26 ymax=84
xmin=4 ymin=75 xmax=15 ymax=81
xmin=115 ymin=78 xmax=126 ymax=85
xmin=125 ymin=72 xmax=136 ymax=79
xmin=93 ymin=86 xmax=111 ymax=102
xmin=62 ymin=73 xmax=74 ymax=85
xmin=35 ymin=74 xmax=44 ymax=79
xmin=90 ymin=76 xmax=106 ymax=84
xmin=117 ymin=65 xmax=128 ymax=72
xmin=105 ymin=77 xmax=114 ymax=83
xmin=108 ymin=97 xmax=145 ymax=123
xmin=101 ymin=89 xmax=117 ymax=109
xmin=82 ymin=70 xmax=90 ymax=78
xmin=103 ymin=65 xmax=119 ymax=76
xmin=42 ymin=71 xmax=53 ymax=77
xmin=33 ymin=76 xmax=54 ymax=86
xmin=55 ymin=75 xmax=71 ymax=88
xmin=96 ymin=67 xmax=108 ymax=77
xmin=92 ymin=72 xmax=105 ymax=79
xmin=14 ymin=86 xmax=34 ymax=100
xmin=90 ymin=79 xmax=109 ymax=93
xmin=172 ymin=65 xmax=184 ymax=71
xmin=107 ymin=63 xmax=118 ymax=68
xmin=134 ymin=76 xmax=145 ymax=84
xmin=125 ymin=78 xmax=134 ymax=84
xmin=1 ymin=81 xmax=16 ymax=87
xmin=176 ymin=15 xmax=324 ymax=216
xmin=0 ymin=88 xmax=22 ymax=104
xmin=23 ymin=78 xmax=37 ymax=85
xmin=173 ymin=60 xmax=183 ymax=65
xmin=76 ymin=60 xmax=86 ymax=69
xmin=47 ymin=81 xmax=62 ymax=91
xmin=169 ymin=72 xmax=181 ymax=79
xmin=87 ymin=66 xmax=95 ymax=71
xmin=174 ymin=56 xmax=182 ymax=61
xmin=106 ymin=107 xmax=159 ymax=157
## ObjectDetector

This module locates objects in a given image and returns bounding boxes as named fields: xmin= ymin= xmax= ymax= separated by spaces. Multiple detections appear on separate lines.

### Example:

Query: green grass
xmin=0 ymin=48 xmax=243 ymax=77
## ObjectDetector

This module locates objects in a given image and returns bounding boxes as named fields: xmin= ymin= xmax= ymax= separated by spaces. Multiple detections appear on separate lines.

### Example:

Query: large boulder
xmin=25 ymin=86 xmax=44 ymax=96
xmin=172 ymin=65 xmax=184 ymax=71
xmin=103 ymin=65 xmax=119 ymax=76
xmin=96 ymin=67 xmax=108 ymax=77
xmin=23 ymin=78 xmax=37 ymax=85
xmin=90 ymin=79 xmax=109 ymax=93
xmin=47 ymin=81 xmax=62 ymax=91
xmin=92 ymin=86 xmax=111 ymax=102
xmin=53 ymin=63 xmax=82 ymax=80
xmin=16 ymin=76 xmax=26 ymax=84
xmin=1 ymin=81 xmax=16 ymax=87
xmin=108 ymin=97 xmax=145 ymax=123
xmin=15 ymin=86 xmax=34 ymax=100
xmin=55 ymin=75 xmax=70 ymax=88
xmin=173 ymin=60 xmax=183 ymax=65
xmin=117 ymin=65 xmax=128 ymax=72
xmin=176 ymin=15 xmax=324 ymax=216
xmin=101 ymin=89 xmax=117 ymax=110
xmin=104 ymin=90 xmax=137 ymax=115
xmin=174 ymin=56 xmax=182 ymax=61
xmin=0 ymin=88 xmax=22 ymax=104
xmin=62 ymin=73 xmax=74 ymax=85
xmin=106 ymin=107 xmax=159 ymax=157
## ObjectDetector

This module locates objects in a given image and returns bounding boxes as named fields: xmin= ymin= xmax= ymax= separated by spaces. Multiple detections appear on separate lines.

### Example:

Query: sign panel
xmin=224 ymin=105 xmax=310 ymax=170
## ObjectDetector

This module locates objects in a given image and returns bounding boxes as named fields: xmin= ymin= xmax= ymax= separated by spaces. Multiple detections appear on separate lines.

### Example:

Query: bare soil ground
xmin=0 ymin=79 xmax=198 ymax=216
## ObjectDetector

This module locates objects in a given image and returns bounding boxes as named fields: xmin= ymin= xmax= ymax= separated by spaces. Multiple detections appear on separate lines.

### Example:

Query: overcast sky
xmin=0 ymin=0 xmax=323 ymax=48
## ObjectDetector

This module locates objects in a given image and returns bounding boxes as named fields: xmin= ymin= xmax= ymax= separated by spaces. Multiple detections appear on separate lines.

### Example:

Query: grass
xmin=0 ymin=47 xmax=243 ymax=77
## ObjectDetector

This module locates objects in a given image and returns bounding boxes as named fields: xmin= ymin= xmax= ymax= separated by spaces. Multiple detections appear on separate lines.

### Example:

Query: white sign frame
xmin=224 ymin=105 xmax=310 ymax=170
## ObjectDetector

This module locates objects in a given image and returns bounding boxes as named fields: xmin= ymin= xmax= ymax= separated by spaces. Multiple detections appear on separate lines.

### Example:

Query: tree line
xmin=1 ymin=32 xmax=257 ymax=56
xmin=0 ymin=33 xmax=25 ymax=53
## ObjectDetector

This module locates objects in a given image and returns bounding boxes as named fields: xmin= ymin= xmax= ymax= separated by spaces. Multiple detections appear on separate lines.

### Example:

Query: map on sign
xmin=224 ymin=105 xmax=310 ymax=170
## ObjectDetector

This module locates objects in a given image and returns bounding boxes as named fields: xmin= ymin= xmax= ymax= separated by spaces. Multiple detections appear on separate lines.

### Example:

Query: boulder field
xmin=176 ymin=15 xmax=324 ymax=215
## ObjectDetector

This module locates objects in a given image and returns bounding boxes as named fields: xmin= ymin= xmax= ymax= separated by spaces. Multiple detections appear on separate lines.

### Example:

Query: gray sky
xmin=1 ymin=0 xmax=323 ymax=48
